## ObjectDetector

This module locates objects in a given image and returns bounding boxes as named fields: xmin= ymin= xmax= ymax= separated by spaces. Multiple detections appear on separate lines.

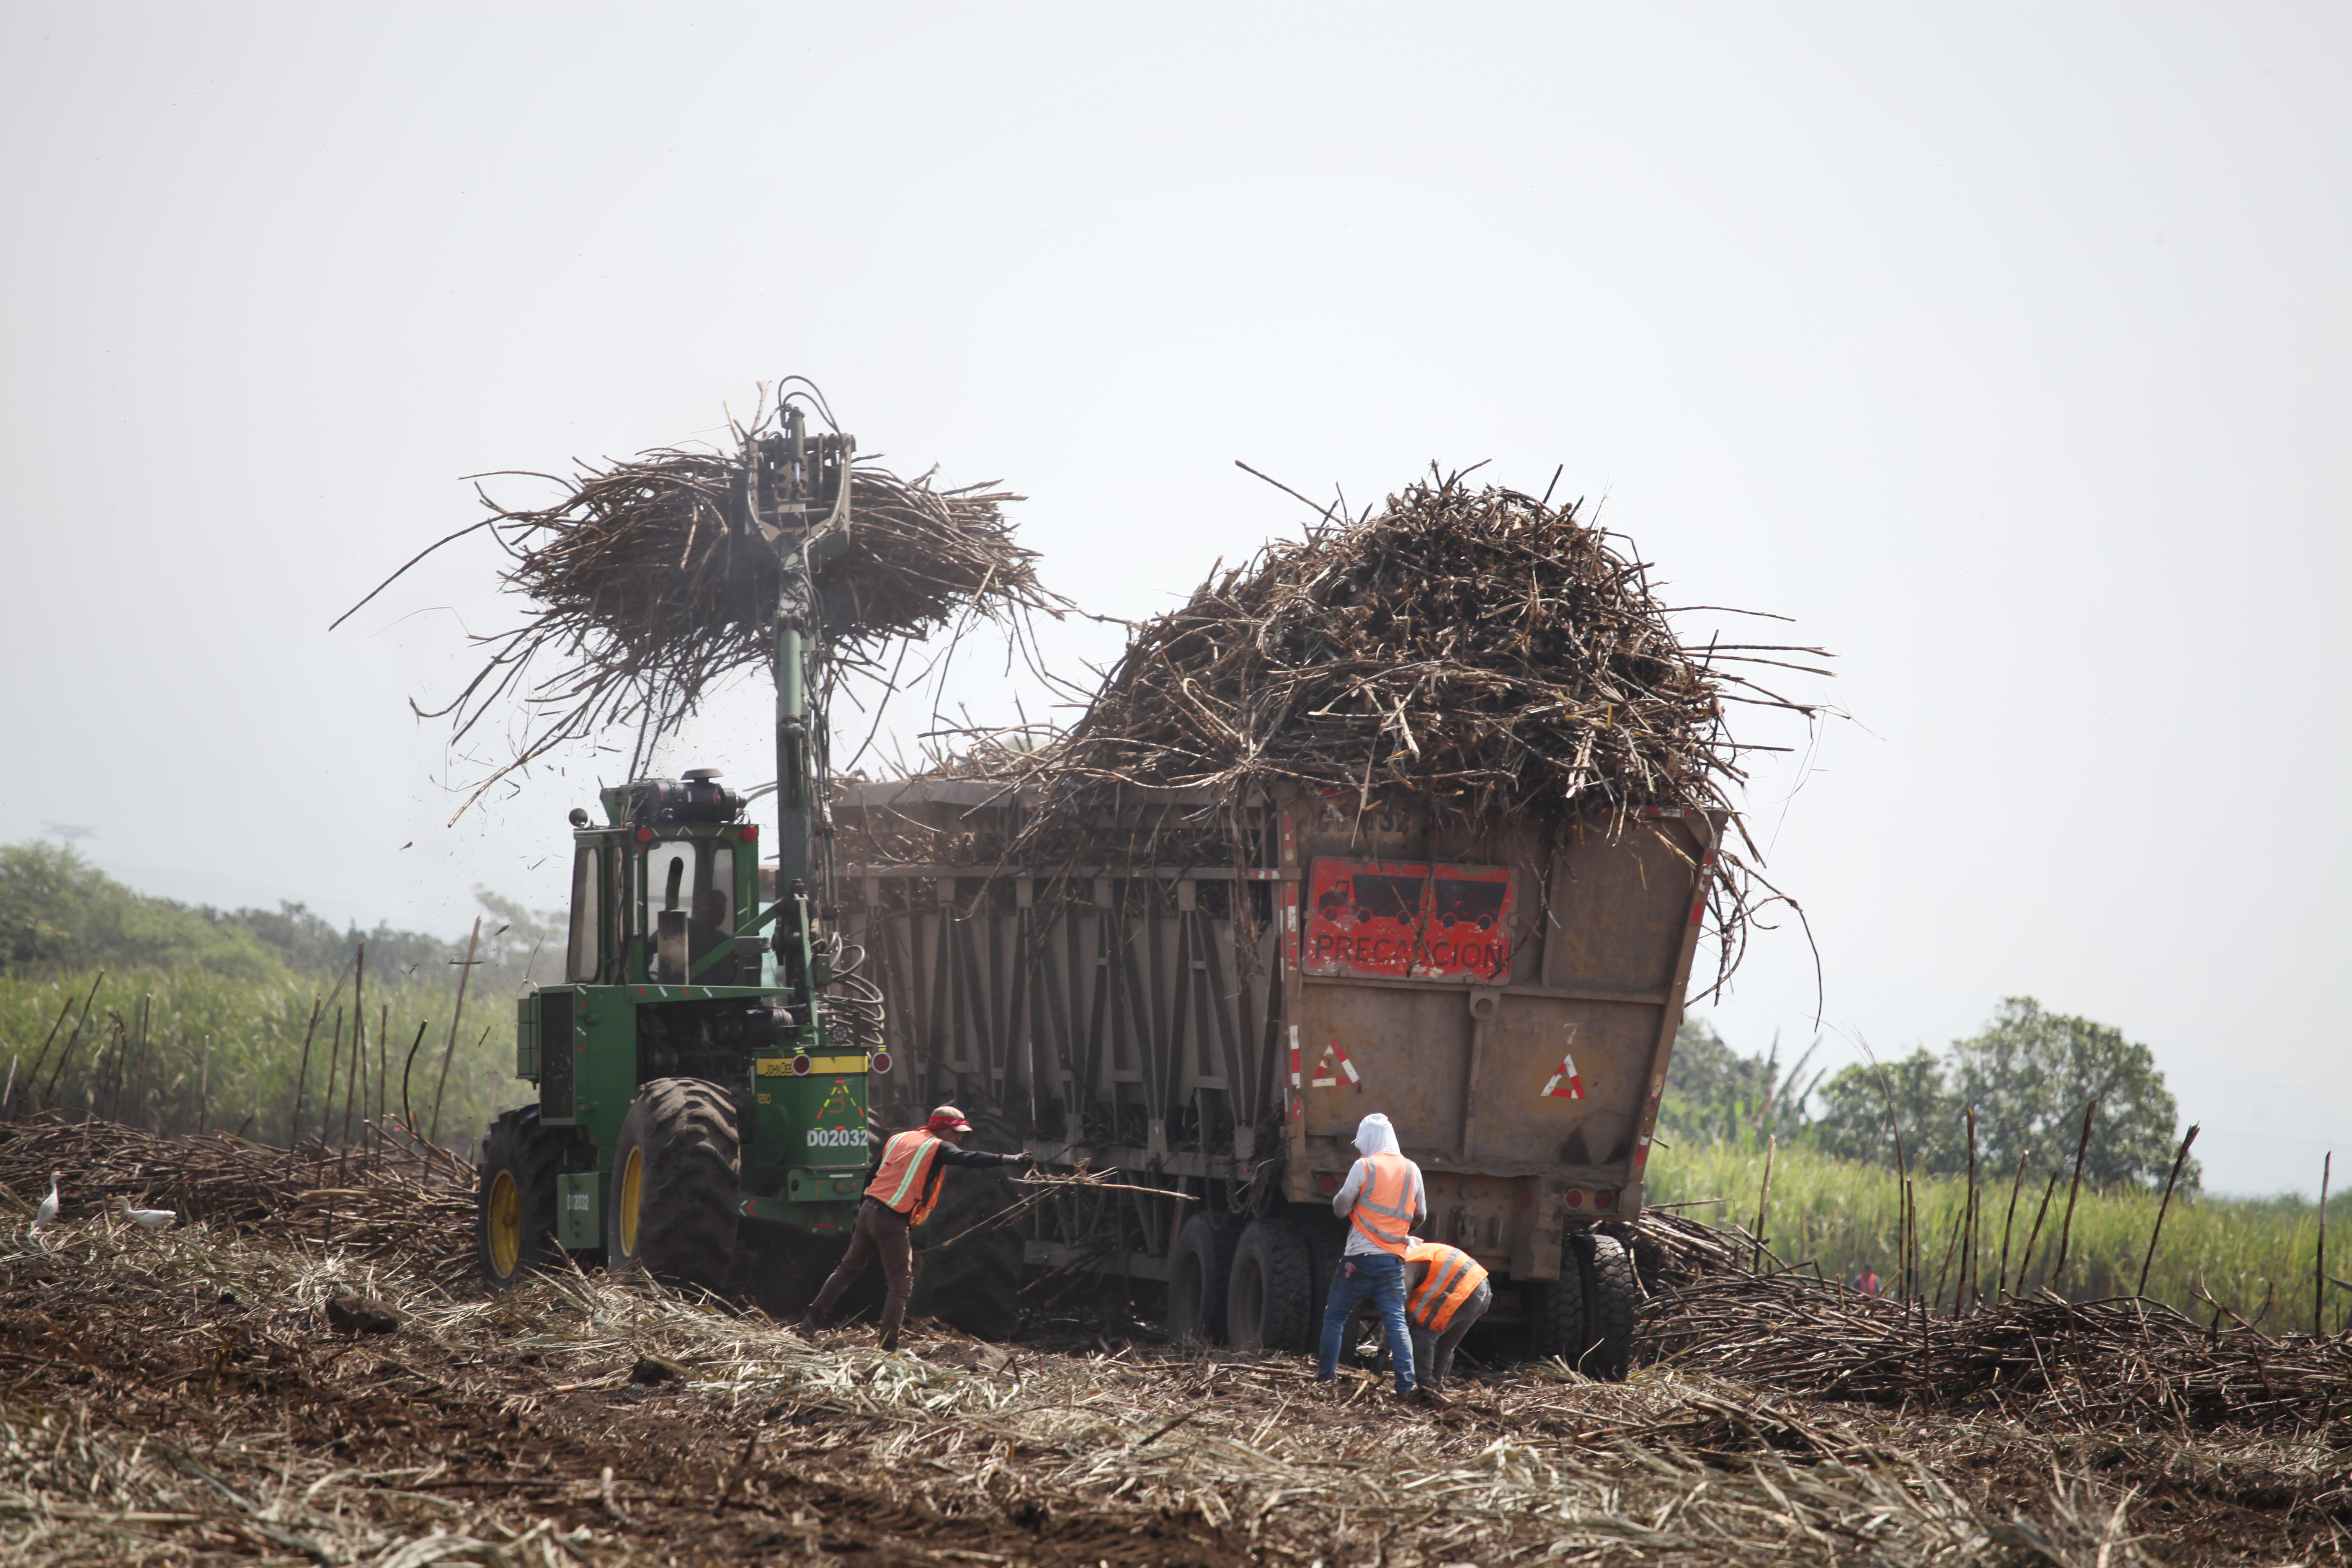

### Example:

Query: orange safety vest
xmin=1406 ymin=1240 xmax=1488 ymax=1333
xmin=866 ymin=1130 xmax=948 ymax=1224
xmin=1346 ymin=1151 xmax=1420 ymax=1256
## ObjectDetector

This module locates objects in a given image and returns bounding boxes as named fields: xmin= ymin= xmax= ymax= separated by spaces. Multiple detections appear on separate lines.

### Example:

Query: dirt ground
xmin=3 ymin=1208 xmax=2347 ymax=1568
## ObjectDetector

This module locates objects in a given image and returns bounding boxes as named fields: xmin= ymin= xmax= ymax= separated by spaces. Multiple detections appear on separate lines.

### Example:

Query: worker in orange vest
xmin=1315 ymin=1112 xmax=1428 ymax=1395
xmin=1402 ymin=1236 xmax=1492 ymax=1390
xmin=801 ymin=1105 xmax=1029 ymax=1351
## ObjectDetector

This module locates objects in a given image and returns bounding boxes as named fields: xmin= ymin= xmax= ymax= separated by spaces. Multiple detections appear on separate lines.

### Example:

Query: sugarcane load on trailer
xmin=827 ymin=474 xmax=1816 ymax=1379
xmin=477 ymin=407 xmax=891 ymax=1289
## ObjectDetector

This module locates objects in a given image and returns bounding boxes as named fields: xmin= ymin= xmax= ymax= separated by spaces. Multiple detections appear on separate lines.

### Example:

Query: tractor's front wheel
xmin=606 ymin=1077 xmax=740 ymax=1290
xmin=478 ymin=1106 xmax=567 ymax=1289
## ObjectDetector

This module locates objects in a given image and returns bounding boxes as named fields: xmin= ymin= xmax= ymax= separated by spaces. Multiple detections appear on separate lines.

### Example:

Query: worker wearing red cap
xmin=801 ymin=1105 xmax=1029 ymax=1351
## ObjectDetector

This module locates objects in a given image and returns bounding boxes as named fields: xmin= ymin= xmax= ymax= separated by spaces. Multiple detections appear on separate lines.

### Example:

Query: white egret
xmin=31 ymin=1172 xmax=59 ymax=1230
xmin=117 ymin=1197 xmax=176 ymax=1230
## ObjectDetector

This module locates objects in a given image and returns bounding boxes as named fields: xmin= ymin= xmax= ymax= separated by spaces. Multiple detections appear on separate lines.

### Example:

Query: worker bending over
xmin=1402 ymin=1236 xmax=1491 ymax=1390
xmin=802 ymin=1105 xmax=1028 ymax=1351
xmin=1316 ymin=1111 xmax=1427 ymax=1395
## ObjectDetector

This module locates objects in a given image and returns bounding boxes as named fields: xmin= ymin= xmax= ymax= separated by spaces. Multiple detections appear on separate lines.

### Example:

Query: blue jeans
xmin=1316 ymin=1251 xmax=1416 ymax=1392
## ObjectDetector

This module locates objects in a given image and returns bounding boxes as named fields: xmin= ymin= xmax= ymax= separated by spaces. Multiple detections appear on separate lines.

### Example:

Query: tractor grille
xmin=539 ymin=989 xmax=576 ymax=1119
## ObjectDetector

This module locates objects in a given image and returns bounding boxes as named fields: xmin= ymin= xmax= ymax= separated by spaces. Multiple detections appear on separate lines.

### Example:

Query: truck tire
xmin=1533 ymin=1246 xmax=1586 ymax=1368
xmin=1303 ymin=1220 xmax=1344 ymax=1317
xmin=478 ymin=1106 xmax=567 ymax=1289
xmin=1226 ymin=1218 xmax=1314 ymax=1351
xmin=606 ymin=1077 xmax=739 ymax=1290
xmin=1573 ymin=1230 xmax=1642 ymax=1381
xmin=1534 ymin=1230 xmax=1641 ymax=1378
xmin=910 ymin=1161 xmax=1024 ymax=1341
xmin=1166 ymin=1213 xmax=1241 ymax=1345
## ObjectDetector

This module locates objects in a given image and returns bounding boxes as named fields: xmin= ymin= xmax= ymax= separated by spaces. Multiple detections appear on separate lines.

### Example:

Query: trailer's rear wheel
xmin=606 ymin=1077 xmax=739 ymax=1290
xmin=1534 ymin=1230 xmax=1641 ymax=1379
xmin=478 ymin=1106 xmax=567 ymax=1289
xmin=1167 ymin=1214 xmax=1241 ymax=1345
xmin=1574 ymin=1231 xmax=1642 ymax=1380
xmin=1533 ymin=1248 xmax=1589 ymax=1368
xmin=1226 ymin=1218 xmax=1314 ymax=1351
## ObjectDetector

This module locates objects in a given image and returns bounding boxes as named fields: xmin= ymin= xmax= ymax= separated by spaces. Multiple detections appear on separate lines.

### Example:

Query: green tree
xmin=471 ymin=888 xmax=565 ymax=994
xmin=1811 ymin=1048 xmax=1966 ymax=1174
xmin=1660 ymin=1017 xmax=1823 ymax=1148
xmin=1951 ymin=996 xmax=2195 ymax=1190
xmin=209 ymin=901 xmax=439 ymax=978
xmin=0 ymin=842 xmax=284 ymax=981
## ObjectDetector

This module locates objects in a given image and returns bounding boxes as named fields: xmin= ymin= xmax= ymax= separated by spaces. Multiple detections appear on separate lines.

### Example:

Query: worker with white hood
xmin=1315 ymin=1111 xmax=1427 ymax=1395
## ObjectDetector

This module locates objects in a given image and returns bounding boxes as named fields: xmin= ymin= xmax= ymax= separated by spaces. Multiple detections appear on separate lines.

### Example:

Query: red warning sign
xmin=1542 ymin=1038 xmax=1586 ymax=1100
xmin=1310 ymin=1039 xmax=1361 ymax=1089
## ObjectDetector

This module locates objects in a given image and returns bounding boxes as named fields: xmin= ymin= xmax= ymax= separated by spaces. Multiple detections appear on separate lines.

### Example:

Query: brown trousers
xmin=809 ymin=1198 xmax=915 ymax=1340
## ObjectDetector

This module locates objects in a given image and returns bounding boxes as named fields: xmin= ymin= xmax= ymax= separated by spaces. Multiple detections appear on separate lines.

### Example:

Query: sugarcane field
xmin=3 ymin=11 xmax=2346 ymax=1567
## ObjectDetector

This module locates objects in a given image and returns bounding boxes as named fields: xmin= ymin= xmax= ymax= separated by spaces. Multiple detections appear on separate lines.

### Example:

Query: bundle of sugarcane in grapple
xmin=344 ymin=384 xmax=1064 ymax=1307
xmin=828 ymin=467 xmax=1828 ymax=1375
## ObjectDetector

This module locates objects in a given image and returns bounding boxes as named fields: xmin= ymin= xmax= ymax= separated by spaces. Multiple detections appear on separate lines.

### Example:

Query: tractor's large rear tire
xmin=1226 ymin=1217 xmax=1315 ymax=1351
xmin=478 ymin=1106 xmax=568 ymax=1289
xmin=1166 ymin=1213 xmax=1242 ymax=1345
xmin=1533 ymin=1230 xmax=1641 ymax=1380
xmin=606 ymin=1077 xmax=739 ymax=1291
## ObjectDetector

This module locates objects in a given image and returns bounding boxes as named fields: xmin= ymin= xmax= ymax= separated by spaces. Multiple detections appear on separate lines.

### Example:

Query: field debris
xmin=325 ymin=1288 xmax=405 ymax=1334
xmin=1642 ymin=1264 xmax=2352 ymax=1434
xmin=4 ymin=1119 xmax=2346 ymax=1564
xmin=0 ymin=1205 xmax=2268 ymax=1568
xmin=0 ymin=1114 xmax=475 ymax=1279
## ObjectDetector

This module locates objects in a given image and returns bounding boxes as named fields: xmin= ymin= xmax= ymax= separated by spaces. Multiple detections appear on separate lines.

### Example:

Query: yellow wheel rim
xmin=617 ymin=1145 xmax=644 ymax=1258
xmin=487 ymin=1169 xmax=522 ymax=1278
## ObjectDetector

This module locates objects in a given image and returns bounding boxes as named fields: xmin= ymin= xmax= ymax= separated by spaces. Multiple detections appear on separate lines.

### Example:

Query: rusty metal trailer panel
xmin=837 ymin=777 xmax=1722 ymax=1355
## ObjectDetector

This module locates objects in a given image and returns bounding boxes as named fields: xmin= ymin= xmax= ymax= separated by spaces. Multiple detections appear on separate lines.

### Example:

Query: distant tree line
xmin=0 ymin=840 xmax=559 ymax=996
xmin=1662 ymin=997 xmax=2197 ymax=1192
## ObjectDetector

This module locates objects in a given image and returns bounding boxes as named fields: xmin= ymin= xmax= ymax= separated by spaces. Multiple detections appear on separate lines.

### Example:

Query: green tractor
xmin=475 ymin=407 xmax=887 ymax=1293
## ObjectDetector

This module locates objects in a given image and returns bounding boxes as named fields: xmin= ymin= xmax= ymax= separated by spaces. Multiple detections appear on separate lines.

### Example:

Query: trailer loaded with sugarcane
xmin=832 ymin=475 xmax=1818 ymax=1375
xmin=391 ymin=389 xmax=1815 ymax=1377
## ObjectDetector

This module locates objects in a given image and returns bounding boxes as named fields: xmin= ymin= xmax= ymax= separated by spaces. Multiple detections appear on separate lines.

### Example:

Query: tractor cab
xmin=562 ymin=769 xmax=767 ymax=989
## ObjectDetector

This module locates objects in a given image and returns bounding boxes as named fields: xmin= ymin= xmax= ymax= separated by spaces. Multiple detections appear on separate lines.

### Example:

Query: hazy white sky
xmin=3 ymin=5 xmax=2344 ymax=1194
